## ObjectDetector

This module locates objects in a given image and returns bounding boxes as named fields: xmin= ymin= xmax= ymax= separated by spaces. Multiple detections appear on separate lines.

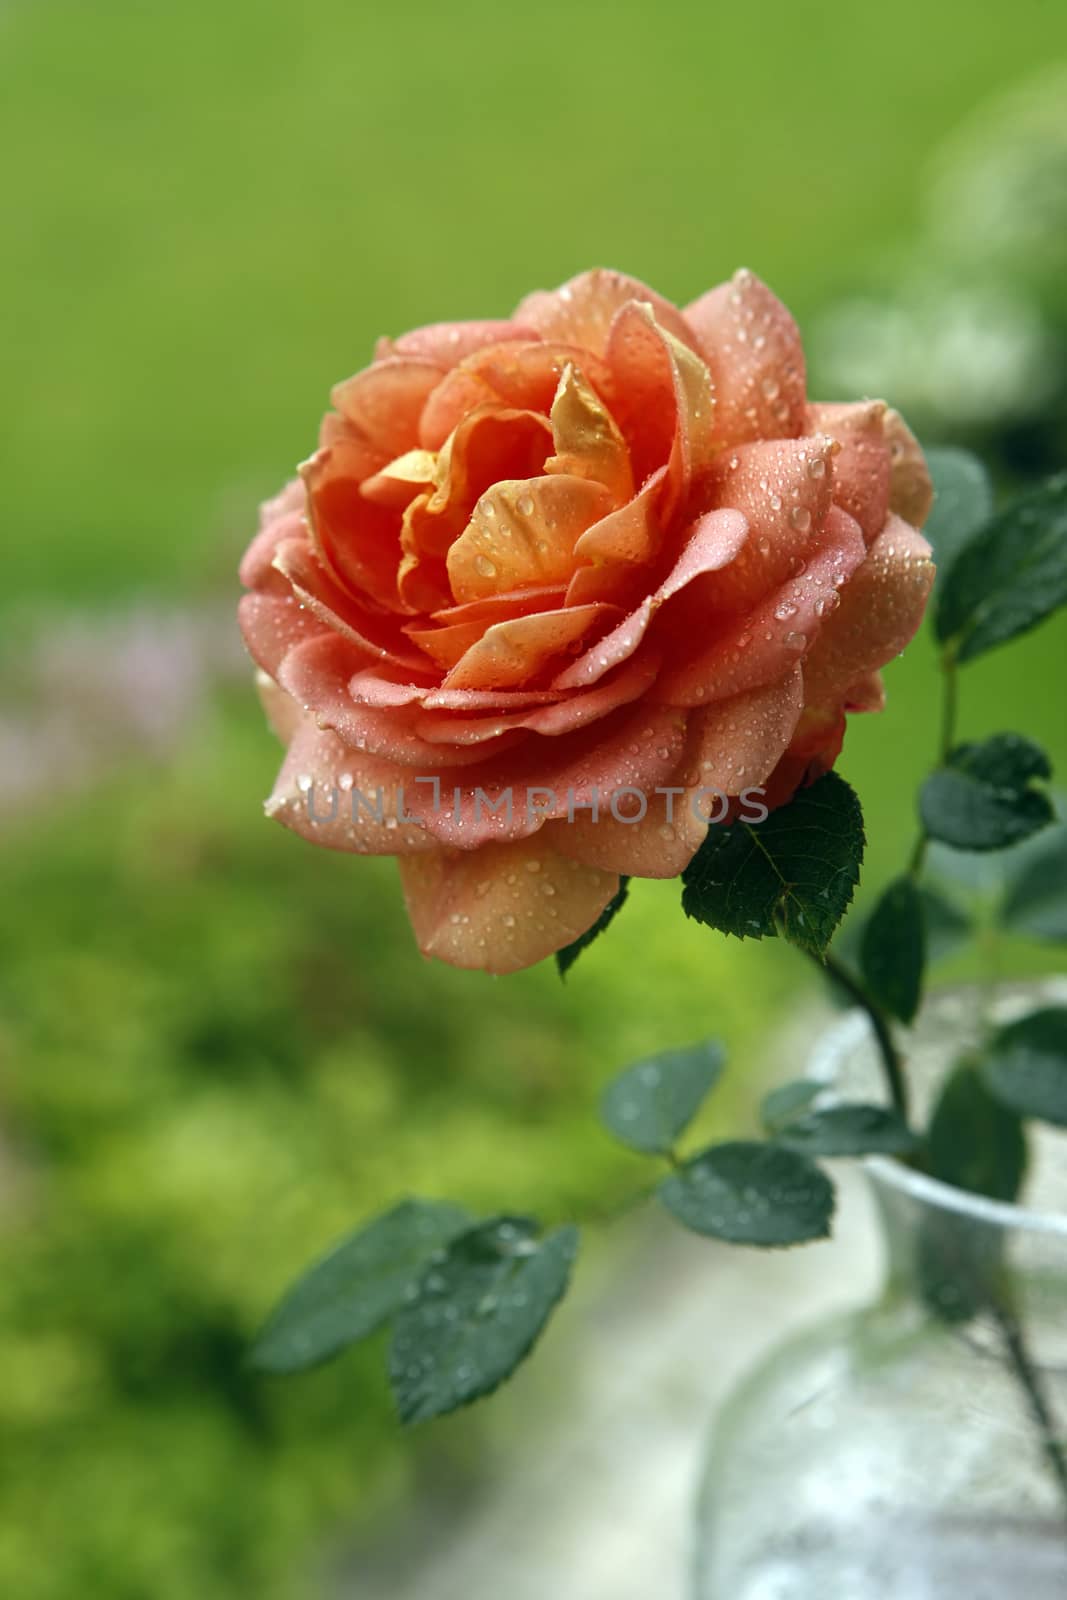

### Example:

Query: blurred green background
xmin=2 ymin=2 xmax=1066 ymax=1595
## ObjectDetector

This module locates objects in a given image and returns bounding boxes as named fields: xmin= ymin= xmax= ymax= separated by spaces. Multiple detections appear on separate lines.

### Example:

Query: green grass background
xmin=2 ymin=1 xmax=1067 ymax=1595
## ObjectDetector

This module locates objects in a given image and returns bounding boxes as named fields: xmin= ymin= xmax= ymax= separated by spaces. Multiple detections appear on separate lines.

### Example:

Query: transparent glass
xmin=692 ymin=983 xmax=1067 ymax=1600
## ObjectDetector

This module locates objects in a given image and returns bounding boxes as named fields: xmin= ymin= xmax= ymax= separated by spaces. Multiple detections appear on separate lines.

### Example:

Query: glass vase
xmin=692 ymin=982 xmax=1067 ymax=1600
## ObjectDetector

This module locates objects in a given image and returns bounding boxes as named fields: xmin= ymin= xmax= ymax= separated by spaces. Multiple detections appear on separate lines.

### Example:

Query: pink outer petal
xmin=675 ymin=668 xmax=805 ymax=792
xmin=398 ymin=839 xmax=621 ymax=974
xmin=684 ymin=269 xmax=806 ymax=448
xmin=884 ymin=409 xmax=934 ymax=528
xmin=554 ymin=509 xmax=750 ymax=691
xmin=277 ymin=633 xmax=523 ymax=768
xmin=272 ymin=538 xmax=434 ymax=674
xmin=414 ymin=649 xmax=661 ymax=745
xmin=703 ymin=436 xmax=836 ymax=610
xmin=255 ymin=669 xmax=303 ymax=743
xmin=382 ymin=320 xmax=542 ymax=367
xmin=442 ymin=603 xmax=618 ymax=691
xmin=806 ymin=401 xmax=891 ymax=545
xmin=240 ymin=481 xmax=307 ymax=590
xmin=401 ymin=703 xmax=688 ymax=849
xmin=264 ymin=719 xmax=435 ymax=856
xmin=798 ymin=514 xmax=935 ymax=707
xmin=844 ymin=670 xmax=886 ymax=713
xmin=330 ymin=359 xmax=443 ymax=456
xmin=348 ymin=667 xmax=563 ymax=714
xmin=543 ymin=787 xmax=708 ymax=879
xmin=238 ymin=593 xmax=324 ymax=678
xmin=514 ymin=269 xmax=701 ymax=359
xmin=605 ymin=301 xmax=716 ymax=508
xmin=657 ymin=506 xmax=867 ymax=705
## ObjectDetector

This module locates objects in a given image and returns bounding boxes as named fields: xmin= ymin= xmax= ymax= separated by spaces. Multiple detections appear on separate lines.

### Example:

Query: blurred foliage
xmin=2 ymin=0 xmax=1067 ymax=1594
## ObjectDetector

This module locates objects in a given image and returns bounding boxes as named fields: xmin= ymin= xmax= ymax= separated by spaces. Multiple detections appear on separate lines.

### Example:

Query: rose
xmin=239 ymin=268 xmax=934 ymax=974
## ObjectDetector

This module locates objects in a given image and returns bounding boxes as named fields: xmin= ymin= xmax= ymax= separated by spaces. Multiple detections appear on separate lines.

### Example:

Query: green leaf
xmin=776 ymin=1105 xmax=919 ymax=1158
xmin=250 ymin=1198 xmax=471 ymax=1374
xmin=860 ymin=876 xmax=925 ymax=1023
xmin=918 ymin=884 xmax=974 ymax=962
xmin=388 ymin=1217 xmax=578 ymax=1424
xmin=682 ymin=772 xmax=865 ymax=958
xmin=927 ymin=1061 xmax=1027 ymax=1203
xmin=920 ymin=734 xmax=1054 ymax=852
xmin=923 ymin=447 xmax=994 ymax=592
xmin=658 ymin=1140 xmax=835 ymax=1247
xmin=556 ymin=877 xmax=630 ymax=977
xmin=999 ymin=823 xmax=1067 ymax=941
xmin=760 ymin=1079 xmax=823 ymax=1136
xmin=600 ymin=1040 xmax=726 ymax=1155
xmin=936 ymin=471 xmax=1067 ymax=662
xmin=981 ymin=1008 xmax=1067 ymax=1128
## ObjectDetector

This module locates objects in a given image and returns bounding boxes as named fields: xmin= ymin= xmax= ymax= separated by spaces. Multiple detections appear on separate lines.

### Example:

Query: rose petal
xmin=402 ymin=702 xmax=688 ymax=848
xmin=657 ymin=506 xmax=866 ymax=704
xmin=300 ymin=440 xmax=406 ymax=612
xmin=238 ymin=593 xmax=324 ymax=677
xmin=330 ymin=359 xmax=442 ymax=456
xmin=606 ymin=300 xmax=716 ymax=504
xmin=703 ymin=436 xmax=836 ymax=610
xmin=272 ymin=538 xmax=433 ymax=673
xmin=414 ymin=649 xmax=660 ymax=745
xmin=383 ymin=320 xmax=541 ymax=367
xmin=684 ymin=269 xmax=806 ymax=447
xmin=255 ymin=669 xmax=303 ymax=743
xmin=798 ymin=514 xmax=935 ymax=706
xmin=677 ymin=668 xmax=805 ymax=792
xmin=545 ymin=362 xmax=633 ymax=502
xmin=398 ymin=839 xmax=621 ymax=974
xmin=555 ymin=508 xmax=750 ymax=690
xmin=514 ymin=269 xmax=700 ymax=359
xmin=239 ymin=482 xmax=306 ymax=590
xmin=806 ymin=401 xmax=891 ymax=544
xmin=544 ymin=786 xmax=707 ymax=878
xmin=419 ymin=342 xmax=615 ymax=451
xmin=884 ymin=409 xmax=934 ymax=528
xmin=264 ymin=718 xmax=435 ymax=855
xmin=278 ymin=633 xmax=522 ymax=768
xmin=349 ymin=667 xmax=563 ymax=715
xmin=403 ymin=406 xmax=553 ymax=558
xmin=447 ymin=475 xmax=614 ymax=603
xmin=443 ymin=603 xmax=617 ymax=691
xmin=360 ymin=448 xmax=438 ymax=510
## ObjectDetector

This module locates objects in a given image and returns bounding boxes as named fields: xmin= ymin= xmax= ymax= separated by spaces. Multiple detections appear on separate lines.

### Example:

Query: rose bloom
xmin=239 ymin=269 xmax=934 ymax=973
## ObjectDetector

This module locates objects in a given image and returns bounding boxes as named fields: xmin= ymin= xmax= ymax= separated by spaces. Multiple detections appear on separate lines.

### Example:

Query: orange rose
xmin=239 ymin=269 xmax=934 ymax=973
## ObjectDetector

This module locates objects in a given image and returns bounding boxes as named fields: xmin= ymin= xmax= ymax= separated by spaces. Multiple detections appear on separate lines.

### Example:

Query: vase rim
xmin=810 ymin=1007 xmax=1067 ymax=1240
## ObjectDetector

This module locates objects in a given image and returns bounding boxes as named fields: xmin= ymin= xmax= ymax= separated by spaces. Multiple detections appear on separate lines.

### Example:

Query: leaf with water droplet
xmin=388 ymin=1218 xmax=579 ymax=1424
xmin=250 ymin=1198 xmax=471 ymax=1374
xmin=658 ymin=1140 xmax=834 ymax=1247
xmin=600 ymin=1040 xmax=727 ymax=1155
xmin=556 ymin=876 xmax=630 ymax=977
xmin=681 ymin=772 xmax=864 ymax=957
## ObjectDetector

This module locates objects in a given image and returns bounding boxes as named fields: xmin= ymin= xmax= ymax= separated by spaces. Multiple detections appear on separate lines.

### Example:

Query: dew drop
xmin=475 ymin=554 xmax=497 ymax=579
xmin=789 ymin=505 xmax=812 ymax=533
